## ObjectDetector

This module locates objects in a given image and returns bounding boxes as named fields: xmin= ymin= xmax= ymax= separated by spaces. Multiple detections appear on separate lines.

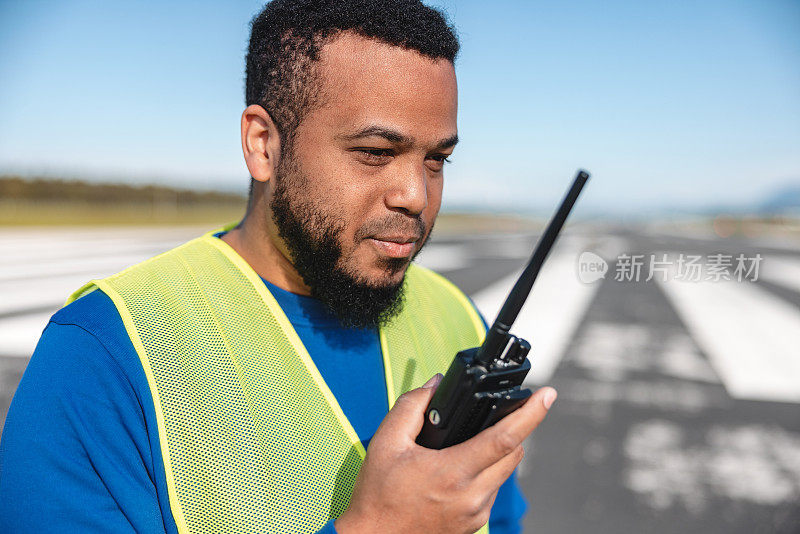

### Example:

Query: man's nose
xmin=384 ymin=161 xmax=428 ymax=215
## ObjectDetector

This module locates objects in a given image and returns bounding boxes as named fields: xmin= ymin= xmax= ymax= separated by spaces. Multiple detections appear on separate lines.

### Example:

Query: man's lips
xmin=367 ymin=235 xmax=419 ymax=258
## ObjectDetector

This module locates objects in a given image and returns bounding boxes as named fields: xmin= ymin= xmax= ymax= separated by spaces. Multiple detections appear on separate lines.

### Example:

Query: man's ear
xmin=241 ymin=104 xmax=281 ymax=183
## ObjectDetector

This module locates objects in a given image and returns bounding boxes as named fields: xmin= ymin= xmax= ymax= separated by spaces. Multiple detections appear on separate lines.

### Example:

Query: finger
xmin=472 ymin=445 xmax=523 ymax=496
xmin=449 ymin=387 xmax=556 ymax=477
xmin=372 ymin=374 xmax=442 ymax=444
xmin=483 ymin=488 xmax=500 ymax=514
xmin=469 ymin=487 xmax=500 ymax=533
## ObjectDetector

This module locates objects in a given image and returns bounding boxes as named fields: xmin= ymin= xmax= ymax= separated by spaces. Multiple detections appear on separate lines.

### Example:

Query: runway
xmin=1 ymin=224 xmax=799 ymax=533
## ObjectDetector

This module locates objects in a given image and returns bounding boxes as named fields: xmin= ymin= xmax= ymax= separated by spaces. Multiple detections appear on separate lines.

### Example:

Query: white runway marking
xmin=0 ymin=312 xmax=54 ymax=358
xmin=748 ymin=236 xmax=800 ymax=253
xmin=646 ymin=229 xmax=800 ymax=253
xmin=760 ymin=255 xmax=800 ymax=294
xmin=0 ymin=227 xmax=202 ymax=358
xmin=0 ymin=254 xmax=178 ymax=317
xmin=0 ymin=250 xmax=173 ymax=281
xmin=414 ymin=243 xmax=470 ymax=272
xmin=658 ymin=257 xmax=800 ymax=403
xmin=0 ymin=274 xmax=92 ymax=315
xmin=470 ymin=241 xmax=602 ymax=385
xmin=624 ymin=420 xmax=800 ymax=512
xmin=570 ymin=322 xmax=720 ymax=384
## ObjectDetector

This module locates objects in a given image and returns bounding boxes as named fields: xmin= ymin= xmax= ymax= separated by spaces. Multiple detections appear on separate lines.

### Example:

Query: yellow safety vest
xmin=68 ymin=225 xmax=488 ymax=534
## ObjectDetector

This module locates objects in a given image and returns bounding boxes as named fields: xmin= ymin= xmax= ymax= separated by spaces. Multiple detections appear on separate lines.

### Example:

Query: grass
xmin=0 ymin=200 xmax=245 ymax=227
xmin=0 ymin=176 xmax=247 ymax=226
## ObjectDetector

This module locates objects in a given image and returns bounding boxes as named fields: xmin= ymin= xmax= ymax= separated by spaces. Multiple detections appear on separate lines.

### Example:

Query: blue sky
xmin=1 ymin=0 xmax=798 ymax=215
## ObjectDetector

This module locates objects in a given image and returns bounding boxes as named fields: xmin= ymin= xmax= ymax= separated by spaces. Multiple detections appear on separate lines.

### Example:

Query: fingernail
xmin=423 ymin=373 xmax=443 ymax=389
xmin=542 ymin=388 xmax=557 ymax=410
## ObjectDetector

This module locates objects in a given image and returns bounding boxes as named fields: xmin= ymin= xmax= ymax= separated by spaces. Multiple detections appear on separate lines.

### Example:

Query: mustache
xmin=355 ymin=215 xmax=426 ymax=242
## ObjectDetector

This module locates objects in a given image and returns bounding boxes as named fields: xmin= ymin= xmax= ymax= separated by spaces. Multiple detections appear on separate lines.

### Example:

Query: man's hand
xmin=335 ymin=374 xmax=557 ymax=534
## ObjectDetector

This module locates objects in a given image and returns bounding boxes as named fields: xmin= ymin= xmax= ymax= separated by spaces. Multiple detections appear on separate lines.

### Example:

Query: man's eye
xmin=426 ymin=153 xmax=453 ymax=171
xmin=354 ymin=148 xmax=394 ymax=166
xmin=428 ymin=154 xmax=453 ymax=164
xmin=358 ymin=148 xmax=393 ymax=158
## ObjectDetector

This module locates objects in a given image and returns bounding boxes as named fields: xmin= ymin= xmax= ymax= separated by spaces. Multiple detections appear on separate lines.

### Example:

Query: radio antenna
xmin=477 ymin=169 xmax=590 ymax=364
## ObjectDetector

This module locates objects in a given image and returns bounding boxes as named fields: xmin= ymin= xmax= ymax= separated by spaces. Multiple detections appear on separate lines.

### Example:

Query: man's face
xmin=267 ymin=32 xmax=458 ymax=327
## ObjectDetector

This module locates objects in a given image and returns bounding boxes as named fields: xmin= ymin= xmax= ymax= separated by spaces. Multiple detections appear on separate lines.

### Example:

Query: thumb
xmin=375 ymin=374 xmax=442 ymax=444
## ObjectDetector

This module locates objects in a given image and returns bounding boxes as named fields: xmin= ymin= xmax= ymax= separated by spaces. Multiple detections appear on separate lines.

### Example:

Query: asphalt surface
xmin=1 ymin=224 xmax=799 ymax=533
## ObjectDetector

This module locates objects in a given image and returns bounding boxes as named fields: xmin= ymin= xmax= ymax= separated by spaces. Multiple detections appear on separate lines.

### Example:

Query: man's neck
xmin=220 ymin=216 xmax=312 ymax=296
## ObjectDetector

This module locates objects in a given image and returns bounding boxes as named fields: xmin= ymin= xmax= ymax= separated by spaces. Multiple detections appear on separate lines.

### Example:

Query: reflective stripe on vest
xmin=67 ymin=226 xmax=489 ymax=534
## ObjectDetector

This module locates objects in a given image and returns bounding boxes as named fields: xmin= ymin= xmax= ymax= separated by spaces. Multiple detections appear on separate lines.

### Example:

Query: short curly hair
xmin=245 ymin=0 xmax=460 ymax=148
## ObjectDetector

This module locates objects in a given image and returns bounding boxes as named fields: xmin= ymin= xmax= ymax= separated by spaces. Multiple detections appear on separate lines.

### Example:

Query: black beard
xmin=269 ymin=158 xmax=427 ymax=329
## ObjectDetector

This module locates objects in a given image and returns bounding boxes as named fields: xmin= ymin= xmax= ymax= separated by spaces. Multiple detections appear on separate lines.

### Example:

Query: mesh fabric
xmin=68 ymin=228 xmax=488 ymax=533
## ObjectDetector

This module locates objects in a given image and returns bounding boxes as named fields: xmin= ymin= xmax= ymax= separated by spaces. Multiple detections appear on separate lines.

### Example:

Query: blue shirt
xmin=0 ymin=241 xmax=526 ymax=533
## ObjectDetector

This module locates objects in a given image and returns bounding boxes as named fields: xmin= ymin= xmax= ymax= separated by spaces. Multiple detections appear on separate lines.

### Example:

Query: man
xmin=0 ymin=1 xmax=557 ymax=532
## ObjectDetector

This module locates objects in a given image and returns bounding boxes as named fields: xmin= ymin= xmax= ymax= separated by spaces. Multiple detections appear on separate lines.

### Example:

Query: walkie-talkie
xmin=416 ymin=170 xmax=590 ymax=449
